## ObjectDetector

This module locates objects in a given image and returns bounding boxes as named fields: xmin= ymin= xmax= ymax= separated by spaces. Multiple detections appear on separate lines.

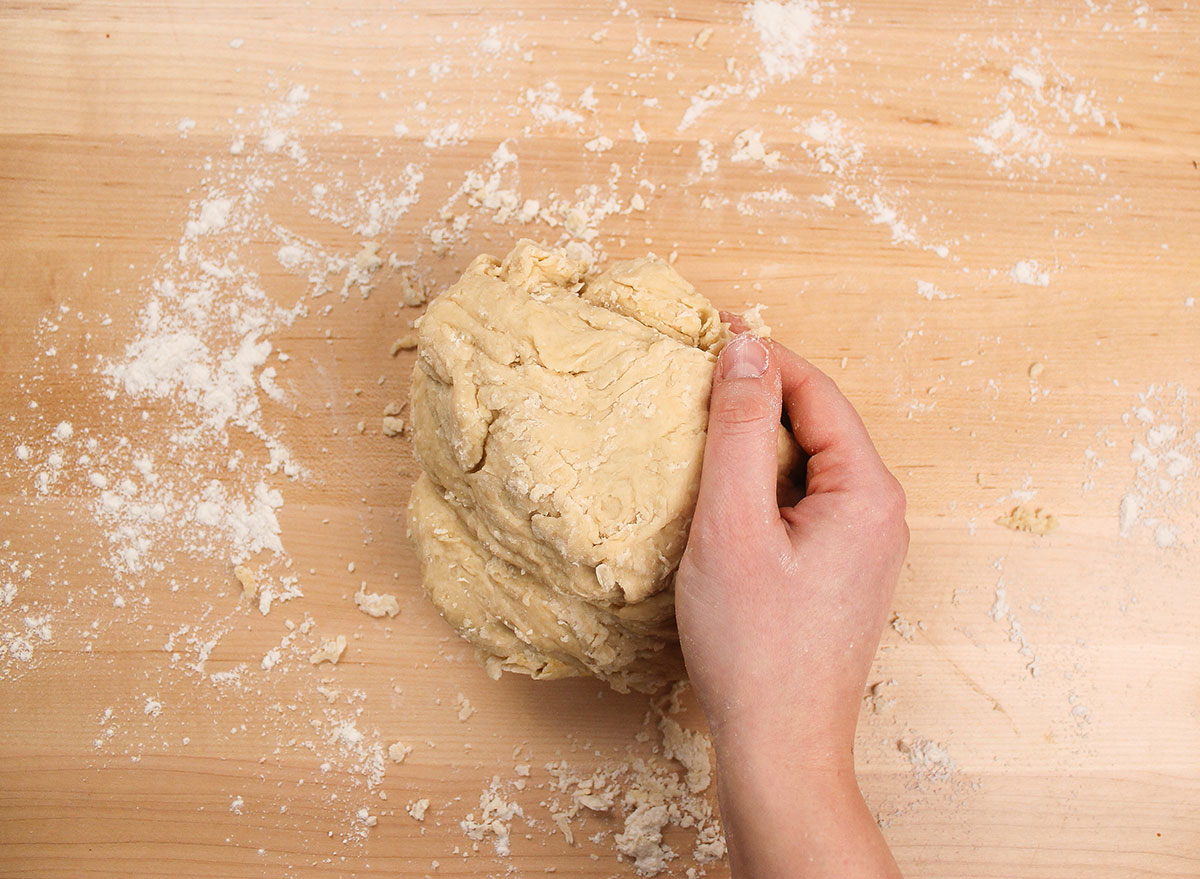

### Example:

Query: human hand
xmin=676 ymin=323 xmax=908 ymax=878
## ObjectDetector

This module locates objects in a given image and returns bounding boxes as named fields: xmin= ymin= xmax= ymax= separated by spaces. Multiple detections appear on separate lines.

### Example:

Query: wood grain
xmin=2 ymin=2 xmax=1199 ymax=877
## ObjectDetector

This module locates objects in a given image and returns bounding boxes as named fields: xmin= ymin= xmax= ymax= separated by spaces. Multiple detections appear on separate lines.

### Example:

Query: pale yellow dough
xmin=409 ymin=240 xmax=792 ymax=691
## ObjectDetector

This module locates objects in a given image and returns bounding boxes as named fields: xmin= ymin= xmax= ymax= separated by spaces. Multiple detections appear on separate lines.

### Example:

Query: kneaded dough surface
xmin=409 ymin=240 xmax=729 ymax=691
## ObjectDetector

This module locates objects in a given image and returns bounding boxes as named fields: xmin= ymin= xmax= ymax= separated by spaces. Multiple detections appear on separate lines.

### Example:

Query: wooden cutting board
xmin=2 ymin=2 xmax=1198 ymax=877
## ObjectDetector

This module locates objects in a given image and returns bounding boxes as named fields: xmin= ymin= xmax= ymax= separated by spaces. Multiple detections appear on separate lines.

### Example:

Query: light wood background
xmin=2 ymin=1 xmax=1199 ymax=877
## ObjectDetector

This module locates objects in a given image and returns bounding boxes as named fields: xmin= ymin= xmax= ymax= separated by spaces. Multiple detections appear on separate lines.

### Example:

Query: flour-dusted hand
xmin=677 ymin=325 xmax=907 ymax=878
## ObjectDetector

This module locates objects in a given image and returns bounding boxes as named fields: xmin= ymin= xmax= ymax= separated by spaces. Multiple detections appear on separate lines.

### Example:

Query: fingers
xmin=719 ymin=310 xmax=749 ymax=334
xmin=692 ymin=333 xmax=786 ymax=540
xmin=768 ymin=342 xmax=892 ymax=494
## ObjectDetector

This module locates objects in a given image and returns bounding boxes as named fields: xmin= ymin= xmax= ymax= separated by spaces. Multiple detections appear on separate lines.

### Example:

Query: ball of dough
xmin=409 ymin=240 xmax=782 ymax=692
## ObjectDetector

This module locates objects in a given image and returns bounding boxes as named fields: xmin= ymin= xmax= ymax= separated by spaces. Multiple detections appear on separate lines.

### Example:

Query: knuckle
xmin=879 ymin=475 xmax=908 ymax=523
xmin=847 ymin=475 xmax=908 ymax=536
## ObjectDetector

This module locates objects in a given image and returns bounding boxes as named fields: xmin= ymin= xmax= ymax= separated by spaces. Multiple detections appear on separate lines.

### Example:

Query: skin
xmin=676 ymin=320 xmax=909 ymax=879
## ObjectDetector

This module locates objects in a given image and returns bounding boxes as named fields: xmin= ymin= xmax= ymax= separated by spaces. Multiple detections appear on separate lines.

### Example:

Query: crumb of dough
xmin=616 ymin=803 xmax=674 ymax=874
xmin=407 ymin=798 xmax=431 ymax=821
xmin=390 ymin=333 xmax=419 ymax=355
xmin=381 ymin=415 xmax=406 ymax=436
xmin=730 ymin=128 xmax=781 ymax=169
xmin=355 ymin=587 xmax=401 ymax=618
xmin=657 ymin=717 xmax=711 ymax=794
xmin=575 ymin=792 xmax=612 ymax=811
xmin=613 ymin=683 xmax=721 ymax=872
xmin=355 ymin=241 xmax=384 ymax=272
xmin=739 ymin=302 xmax=772 ymax=337
xmin=388 ymin=742 xmax=412 ymax=763
xmin=233 ymin=563 xmax=258 ymax=599
xmin=1118 ymin=493 xmax=1141 ymax=536
xmin=693 ymin=27 xmax=714 ymax=49
xmin=898 ymin=737 xmax=957 ymax=784
xmin=995 ymin=505 xmax=1060 ymax=534
xmin=552 ymin=811 xmax=574 ymax=843
xmin=456 ymin=692 xmax=477 ymax=721
xmin=310 ymin=635 xmax=347 ymax=665
xmin=388 ymin=257 xmax=429 ymax=307
xmin=891 ymin=613 xmax=917 ymax=640
xmin=513 ymin=689 xmax=722 ymax=874
xmin=461 ymin=779 xmax=522 ymax=855
xmin=864 ymin=679 xmax=897 ymax=715
xmin=316 ymin=685 xmax=340 ymax=703
xmin=382 ymin=400 xmax=404 ymax=416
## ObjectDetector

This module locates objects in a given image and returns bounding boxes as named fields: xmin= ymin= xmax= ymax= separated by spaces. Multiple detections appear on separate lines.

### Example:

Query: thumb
xmin=693 ymin=333 xmax=784 ymax=539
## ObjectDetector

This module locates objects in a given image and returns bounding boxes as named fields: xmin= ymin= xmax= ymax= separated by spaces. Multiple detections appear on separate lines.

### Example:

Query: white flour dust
xmin=746 ymin=0 xmax=824 ymax=81
xmin=1115 ymin=385 xmax=1197 ymax=548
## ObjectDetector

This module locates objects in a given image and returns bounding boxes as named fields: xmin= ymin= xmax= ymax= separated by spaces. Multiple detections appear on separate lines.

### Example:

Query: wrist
xmin=713 ymin=726 xmax=860 ymax=811
xmin=709 ymin=717 xmax=899 ymax=879
xmin=706 ymin=700 xmax=858 ymax=777
xmin=713 ymin=750 xmax=899 ymax=879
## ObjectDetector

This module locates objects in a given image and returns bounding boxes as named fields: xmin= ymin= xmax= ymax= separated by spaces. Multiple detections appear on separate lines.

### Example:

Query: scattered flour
xmin=1010 ymin=63 xmax=1047 ymax=91
xmin=989 ymin=579 xmax=1040 ymax=677
xmin=1010 ymin=259 xmax=1051 ymax=287
xmin=746 ymin=0 xmax=823 ymax=81
xmin=966 ymin=42 xmax=1119 ymax=178
xmin=1115 ymin=384 xmax=1197 ymax=547
xmin=916 ymin=280 xmax=952 ymax=301
xmin=897 ymin=737 xmax=958 ymax=787
xmin=521 ymin=81 xmax=585 ymax=129
xmin=797 ymin=111 xmax=950 ymax=257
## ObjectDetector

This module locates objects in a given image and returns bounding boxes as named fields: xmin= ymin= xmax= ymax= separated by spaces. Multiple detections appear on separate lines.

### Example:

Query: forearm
xmin=714 ymin=737 xmax=901 ymax=879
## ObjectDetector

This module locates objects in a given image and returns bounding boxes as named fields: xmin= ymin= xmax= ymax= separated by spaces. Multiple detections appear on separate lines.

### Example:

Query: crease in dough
xmin=409 ymin=240 xmax=795 ymax=692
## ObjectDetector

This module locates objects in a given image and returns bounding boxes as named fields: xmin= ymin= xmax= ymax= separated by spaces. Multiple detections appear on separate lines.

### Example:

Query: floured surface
xmin=2 ymin=2 xmax=1199 ymax=878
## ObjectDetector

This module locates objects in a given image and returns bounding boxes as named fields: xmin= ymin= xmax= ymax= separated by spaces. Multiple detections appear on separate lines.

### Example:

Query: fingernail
xmin=720 ymin=333 xmax=769 ymax=379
